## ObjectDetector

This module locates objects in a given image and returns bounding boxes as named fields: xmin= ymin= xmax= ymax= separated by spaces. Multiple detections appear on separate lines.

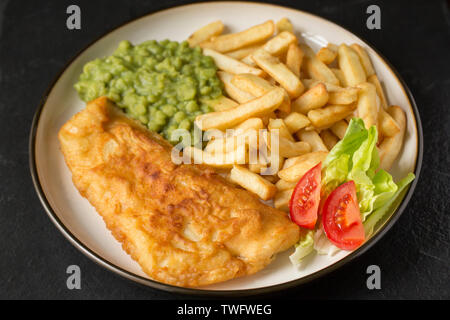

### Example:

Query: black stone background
xmin=0 ymin=0 xmax=448 ymax=300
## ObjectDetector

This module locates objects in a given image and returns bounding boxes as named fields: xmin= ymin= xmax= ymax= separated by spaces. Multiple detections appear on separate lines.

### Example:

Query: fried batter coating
xmin=58 ymin=97 xmax=299 ymax=287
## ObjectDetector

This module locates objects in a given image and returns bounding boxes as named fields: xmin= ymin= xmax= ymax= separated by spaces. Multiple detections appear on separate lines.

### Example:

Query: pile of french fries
xmin=185 ymin=19 xmax=407 ymax=210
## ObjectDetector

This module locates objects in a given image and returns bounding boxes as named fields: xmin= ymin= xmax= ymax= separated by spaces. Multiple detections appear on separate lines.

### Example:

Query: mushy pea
xmin=74 ymin=39 xmax=223 ymax=143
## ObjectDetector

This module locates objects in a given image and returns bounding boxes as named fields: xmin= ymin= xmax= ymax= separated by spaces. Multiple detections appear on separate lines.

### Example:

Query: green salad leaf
xmin=364 ymin=173 xmax=415 ymax=236
xmin=289 ymin=118 xmax=415 ymax=268
xmin=323 ymin=118 xmax=368 ymax=169
xmin=289 ymin=230 xmax=314 ymax=267
xmin=321 ymin=118 xmax=411 ymax=221
xmin=322 ymin=154 xmax=350 ymax=197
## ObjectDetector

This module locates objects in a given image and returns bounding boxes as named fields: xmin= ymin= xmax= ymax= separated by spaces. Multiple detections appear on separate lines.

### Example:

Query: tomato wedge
xmin=322 ymin=181 xmax=365 ymax=250
xmin=289 ymin=163 xmax=322 ymax=229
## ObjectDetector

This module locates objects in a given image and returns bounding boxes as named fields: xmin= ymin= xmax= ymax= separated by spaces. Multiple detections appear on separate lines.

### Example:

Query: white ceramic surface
xmin=32 ymin=2 xmax=419 ymax=291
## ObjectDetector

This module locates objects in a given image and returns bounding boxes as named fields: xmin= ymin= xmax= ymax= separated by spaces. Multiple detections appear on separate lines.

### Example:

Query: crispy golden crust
xmin=58 ymin=97 xmax=300 ymax=287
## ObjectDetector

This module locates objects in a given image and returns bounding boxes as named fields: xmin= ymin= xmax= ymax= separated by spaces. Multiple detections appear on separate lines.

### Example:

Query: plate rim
xmin=29 ymin=1 xmax=423 ymax=297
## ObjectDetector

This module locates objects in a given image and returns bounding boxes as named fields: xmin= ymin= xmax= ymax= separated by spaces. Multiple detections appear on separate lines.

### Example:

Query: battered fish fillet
xmin=58 ymin=97 xmax=300 ymax=287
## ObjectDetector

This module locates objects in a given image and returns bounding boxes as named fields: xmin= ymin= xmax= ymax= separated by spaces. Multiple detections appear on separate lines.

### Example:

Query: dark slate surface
xmin=0 ymin=0 xmax=448 ymax=300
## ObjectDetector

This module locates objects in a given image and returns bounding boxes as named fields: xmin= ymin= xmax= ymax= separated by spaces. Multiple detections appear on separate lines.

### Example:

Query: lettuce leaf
xmin=314 ymin=226 xmax=340 ymax=256
xmin=289 ymin=118 xmax=415 ymax=268
xmin=364 ymin=173 xmax=415 ymax=236
xmin=349 ymin=168 xmax=375 ymax=219
xmin=371 ymin=169 xmax=398 ymax=211
xmin=322 ymin=154 xmax=350 ymax=197
xmin=348 ymin=125 xmax=379 ymax=218
xmin=322 ymin=118 xmax=410 ymax=221
xmin=351 ymin=125 xmax=378 ymax=173
xmin=289 ymin=230 xmax=315 ymax=267
xmin=323 ymin=118 xmax=367 ymax=169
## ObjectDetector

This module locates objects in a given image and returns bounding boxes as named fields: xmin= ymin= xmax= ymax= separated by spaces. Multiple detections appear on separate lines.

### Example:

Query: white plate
xmin=30 ymin=1 xmax=422 ymax=295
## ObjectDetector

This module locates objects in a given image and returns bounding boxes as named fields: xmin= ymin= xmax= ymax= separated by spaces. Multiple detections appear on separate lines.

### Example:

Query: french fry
xmin=183 ymin=146 xmax=246 ymax=168
xmin=300 ymin=44 xmax=339 ymax=85
xmin=285 ymin=43 xmax=304 ymax=77
xmin=188 ymin=20 xmax=224 ymax=47
xmin=183 ymin=19 xmax=410 ymax=204
xmin=316 ymin=46 xmax=337 ymax=65
xmin=338 ymin=44 xmax=367 ymax=86
xmin=327 ymin=87 xmax=359 ymax=105
xmin=248 ymin=162 xmax=267 ymax=174
xmin=264 ymin=175 xmax=280 ymax=184
xmin=330 ymin=120 xmax=348 ymax=139
xmin=260 ymin=112 xmax=276 ymax=126
xmin=205 ymin=135 xmax=241 ymax=154
xmin=302 ymin=125 xmax=318 ymax=132
xmin=275 ymin=179 xmax=297 ymax=191
xmin=283 ymin=112 xmax=310 ymax=133
xmin=296 ymin=129 xmax=328 ymax=152
xmin=378 ymin=108 xmax=400 ymax=137
xmin=226 ymin=43 xmax=262 ymax=60
xmin=232 ymin=73 xmax=272 ymax=96
xmin=282 ymin=151 xmax=329 ymax=170
xmin=203 ymin=128 xmax=225 ymax=143
xmin=277 ymin=138 xmax=311 ymax=158
xmin=327 ymin=43 xmax=339 ymax=52
xmin=308 ymin=104 xmax=356 ymax=129
xmin=231 ymin=73 xmax=291 ymax=113
xmin=273 ymin=153 xmax=286 ymax=174
xmin=345 ymin=115 xmax=354 ymax=123
xmin=248 ymin=142 xmax=270 ymax=169
xmin=251 ymin=49 xmax=304 ymax=98
xmin=205 ymin=127 xmax=257 ymax=154
xmin=200 ymin=20 xmax=274 ymax=53
xmin=292 ymin=83 xmax=329 ymax=114
xmin=218 ymin=71 xmax=255 ymax=103
xmin=275 ymin=109 xmax=290 ymax=119
xmin=303 ymin=56 xmax=339 ymax=85
xmin=202 ymin=96 xmax=238 ymax=112
xmin=379 ymin=106 xmax=406 ymax=171
xmin=278 ymin=151 xmax=328 ymax=182
xmin=262 ymin=151 xmax=285 ymax=176
xmin=274 ymin=188 xmax=294 ymax=211
xmin=367 ymin=74 xmax=388 ymax=110
xmin=375 ymin=94 xmax=384 ymax=141
xmin=283 ymin=157 xmax=298 ymax=170
xmin=262 ymin=31 xmax=297 ymax=56
xmin=350 ymin=44 xmax=375 ymax=77
xmin=230 ymin=165 xmax=277 ymax=200
xmin=241 ymin=55 xmax=257 ymax=67
xmin=248 ymin=133 xmax=261 ymax=162
xmin=356 ymin=82 xmax=378 ymax=129
xmin=276 ymin=17 xmax=294 ymax=34
xmin=203 ymin=48 xmax=264 ymax=76
xmin=302 ymin=79 xmax=343 ymax=92
xmin=331 ymin=68 xmax=348 ymax=87
xmin=274 ymin=91 xmax=293 ymax=113
xmin=301 ymin=82 xmax=354 ymax=117
xmin=195 ymin=87 xmax=284 ymax=130
xmin=267 ymin=77 xmax=277 ymax=86
xmin=268 ymin=118 xmax=294 ymax=141
xmin=320 ymin=130 xmax=339 ymax=150
xmin=233 ymin=117 xmax=264 ymax=133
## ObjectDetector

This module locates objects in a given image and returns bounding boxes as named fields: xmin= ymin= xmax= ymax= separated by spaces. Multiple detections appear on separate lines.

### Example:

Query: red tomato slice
xmin=289 ymin=163 xmax=322 ymax=229
xmin=322 ymin=181 xmax=365 ymax=250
